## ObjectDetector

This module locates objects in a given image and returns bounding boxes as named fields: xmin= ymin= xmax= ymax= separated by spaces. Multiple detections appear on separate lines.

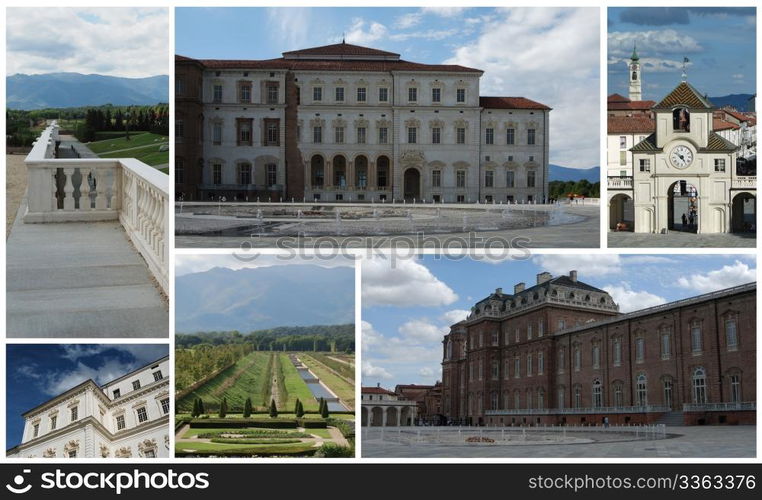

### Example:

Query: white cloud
xmin=362 ymin=258 xmax=457 ymax=307
xmin=676 ymin=261 xmax=756 ymax=293
xmin=608 ymin=29 xmax=703 ymax=59
xmin=398 ymin=319 xmax=448 ymax=343
xmin=419 ymin=367 xmax=435 ymax=377
xmin=732 ymin=74 xmax=744 ymax=80
xmin=175 ymin=254 xmax=354 ymax=276
xmin=390 ymin=29 xmax=459 ymax=42
xmin=344 ymin=18 xmax=388 ymax=45
xmin=621 ymin=255 xmax=679 ymax=265
xmin=362 ymin=361 xmax=393 ymax=380
xmin=422 ymin=7 xmax=469 ymax=17
xmin=445 ymin=8 xmax=600 ymax=168
xmin=532 ymin=254 xmax=622 ymax=277
xmin=42 ymin=359 xmax=139 ymax=396
xmin=395 ymin=12 xmax=423 ymax=29
xmin=441 ymin=309 xmax=470 ymax=324
xmin=7 ymin=8 xmax=168 ymax=77
xmin=603 ymin=283 xmax=666 ymax=313
xmin=267 ymin=8 xmax=313 ymax=51
xmin=361 ymin=320 xmax=384 ymax=352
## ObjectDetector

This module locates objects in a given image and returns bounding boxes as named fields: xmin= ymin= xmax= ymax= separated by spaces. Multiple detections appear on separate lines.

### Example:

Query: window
xmin=558 ymin=319 xmax=566 ymax=330
xmin=506 ymin=170 xmax=515 ymax=188
xmin=690 ymin=321 xmax=702 ymax=353
xmin=432 ymin=127 xmax=441 ymax=144
xmin=514 ymin=357 xmax=520 ymax=378
xmin=614 ymin=383 xmax=624 ymax=408
xmin=153 ymin=371 xmax=163 ymax=382
xmin=456 ymin=88 xmax=466 ymax=103
xmin=175 ymin=78 xmax=185 ymax=96
xmin=238 ymin=163 xmax=252 ymax=185
xmin=408 ymin=87 xmax=417 ymax=102
xmin=592 ymin=344 xmax=601 ymax=368
xmin=432 ymin=170 xmax=441 ymax=188
xmin=456 ymin=127 xmax=466 ymax=144
xmin=527 ymin=128 xmax=536 ymax=145
xmin=71 ymin=406 xmax=78 ymax=421
xmin=237 ymin=119 xmax=252 ymax=146
xmin=136 ymin=407 xmax=149 ymax=423
xmin=50 ymin=415 xmax=57 ymax=430
xmin=720 ymin=317 xmax=738 ymax=352
xmin=379 ymin=127 xmax=388 ymax=144
xmin=635 ymin=337 xmax=645 ymax=362
xmin=527 ymin=170 xmax=536 ymax=188
xmin=692 ymin=367 xmax=707 ymax=404
xmin=661 ymin=328 xmax=671 ymax=359
xmin=335 ymin=87 xmax=344 ymax=102
xmin=313 ymin=87 xmax=322 ymax=101
xmin=526 ymin=354 xmax=532 ymax=376
xmin=714 ymin=159 xmax=726 ymax=172
xmin=573 ymin=346 xmax=581 ymax=371
xmin=485 ymin=128 xmax=494 ymax=144
xmin=639 ymin=159 xmax=651 ymax=172
xmin=456 ymin=170 xmax=466 ymax=188
xmin=113 ymin=389 xmax=121 ymax=399
xmin=116 ymin=414 xmax=126 ymax=430
xmin=613 ymin=338 xmax=622 ymax=366
xmin=132 ymin=380 xmax=141 ymax=390
xmin=407 ymin=127 xmax=417 ymax=144
xmin=335 ymin=127 xmax=345 ymax=144
xmin=514 ymin=391 xmax=521 ymax=408
xmin=636 ymin=374 xmax=647 ymax=406
xmin=485 ymin=170 xmax=494 ymax=188
xmin=620 ymin=136 xmax=627 ymax=149
xmin=663 ymin=378 xmax=673 ymax=407
xmin=213 ymin=84 xmax=223 ymax=103
xmin=538 ymin=320 xmax=544 ymax=337
xmin=558 ymin=347 xmax=566 ymax=371
xmin=538 ymin=352 xmax=544 ymax=374
xmin=33 ymin=423 xmax=39 ymax=438
xmin=175 ymin=119 xmax=184 ymax=143
xmin=161 ymin=398 xmax=170 ymax=415
xmin=266 ymin=164 xmax=277 ymax=187
xmin=491 ymin=360 xmax=499 ymax=380
xmin=574 ymin=386 xmax=581 ymax=408
xmin=432 ymin=87 xmax=441 ymax=103
xmin=213 ymin=122 xmax=222 ymax=145
xmin=357 ymin=87 xmax=367 ymax=102
xmin=69 ymin=450 xmax=77 ymax=458
xmin=378 ymin=87 xmax=388 ymax=102
xmin=506 ymin=128 xmax=515 ymax=145
xmin=592 ymin=379 xmax=603 ymax=408
xmin=515 ymin=328 xmax=520 ymax=343
xmin=730 ymin=374 xmax=741 ymax=403
xmin=239 ymin=83 xmax=251 ymax=103
xmin=537 ymin=389 xmax=545 ymax=410
xmin=357 ymin=127 xmax=366 ymax=144
xmin=527 ymin=324 xmax=533 ymax=340
xmin=313 ymin=126 xmax=322 ymax=144
xmin=620 ymin=151 xmax=628 ymax=166
xmin=144 ymin=449 xmax=156 ymax=458
xmin=557 ymin=388 xmax=565 ymax=409
xmin=213 ymin=163 xmax=222 ymax=185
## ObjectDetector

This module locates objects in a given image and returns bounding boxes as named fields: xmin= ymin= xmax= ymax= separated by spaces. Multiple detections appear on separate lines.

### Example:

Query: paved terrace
xmin=7 ymin=124 xmax=169 ymax=338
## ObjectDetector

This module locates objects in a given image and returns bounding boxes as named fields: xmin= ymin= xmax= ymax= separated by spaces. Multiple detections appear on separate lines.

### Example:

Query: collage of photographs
xmin=1 ymin=3 xmax=758 ymax=468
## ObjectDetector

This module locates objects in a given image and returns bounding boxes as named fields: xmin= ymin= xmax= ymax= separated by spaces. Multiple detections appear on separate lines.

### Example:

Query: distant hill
xmin=6 ymin=72 xmax=168 ymax=110
xmin=175 ymin=265 xmax=355 ymax=333
xmin=550 ymin=165 xmax=600 ymax=183
xmin=709 ymin=94 xmax=754 ymax=112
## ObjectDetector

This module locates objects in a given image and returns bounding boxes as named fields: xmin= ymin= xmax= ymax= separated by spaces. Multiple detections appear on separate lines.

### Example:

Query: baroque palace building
xmin=607 ymin=47 xmax=756 ymax=233
xmin=175 ymin=42 xmax=550 ymax=203
xmin=441 ymin=272 xmax=755 ymax=426
xmin=7 ymin=357 xmax=171 ymax=458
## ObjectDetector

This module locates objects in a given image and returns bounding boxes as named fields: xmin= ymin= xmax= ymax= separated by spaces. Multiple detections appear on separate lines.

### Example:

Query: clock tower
xmin=628 ymin=44 xmax=642 ymax=101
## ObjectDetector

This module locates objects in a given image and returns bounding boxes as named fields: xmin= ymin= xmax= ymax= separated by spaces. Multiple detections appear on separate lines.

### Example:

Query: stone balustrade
xmin=731 ymin=175 xmax=756 ymax=189
xmin=608 ymin=176 xmax=633 ymax=189
xmin=24 ymin=124 xmax=169 ymax=294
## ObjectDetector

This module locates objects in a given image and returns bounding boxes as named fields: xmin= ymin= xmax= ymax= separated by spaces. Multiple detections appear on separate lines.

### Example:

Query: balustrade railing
xmin=486 ymin=405 xmax=670 ymax=416
xmin=731 ymin=176 xmax=756 ymax=189
xmin=24 ymin=124 xmax=169 ymax=294
xmin=683 ymin=402 xmax=755 ymax=412
xmin=608 ymin=176 xmax=633 ymax=189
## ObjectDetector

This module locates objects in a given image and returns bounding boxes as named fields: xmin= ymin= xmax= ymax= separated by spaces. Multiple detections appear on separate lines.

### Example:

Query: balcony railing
xmin=683 ymin=402 xmax=755 ymax=412
xmin=608 ymin=176 xmax=633 ymax=189
xmin=486 ymin=405 xmax=670 ymax=416
xmin=732 ymin=176 xmax=756 ymax=189
xmin=25 ymin=124 xmax=169 ymax=293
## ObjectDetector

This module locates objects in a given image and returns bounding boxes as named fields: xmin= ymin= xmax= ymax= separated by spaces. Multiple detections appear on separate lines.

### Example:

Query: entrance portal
xmin=731 ymin=193 xmax=756 ymax=233
xmin=668 ymin=181 xmax=698 ymax=233
xmin=403 ymin=168 xmax=420 ymax=201
xmin=609 ymin=193 xmax=634 ymax=231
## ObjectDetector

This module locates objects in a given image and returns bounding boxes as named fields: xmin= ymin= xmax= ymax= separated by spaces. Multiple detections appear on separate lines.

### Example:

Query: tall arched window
xmin=592 ymin=378 xmax=603 ymax=408
xmin=692 ymin=367 xmax=707 ymax=404
xmin=613 ymin=381 xmax=624 ymax=408
xmin=537 ymin=389 xmax=545 ymax=410
xmin=573 ymin=385 xmax=582 ymax=409
xmin=636 ymin=373 xmax=648 ymax=406
xmin=673 ymin=107 xmax=690 ymax=132
xmin=663 ymin=377 xmax=673 ymax=408
xmin=557 ymin=386 xmax=565 ymax=409
xmin=514 ymin=390 xmax=521 ymax=410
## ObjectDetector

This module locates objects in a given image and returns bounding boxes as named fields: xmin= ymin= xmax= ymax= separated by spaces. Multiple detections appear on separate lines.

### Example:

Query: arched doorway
xmin=370 ymin=407 xmax=384 ymax=427
xmin=731 ymin=192 xmax=756 ymax=233
xmin=333 ymin=155 xmax=347 ymax=188
xmin=376 ymin=156 xmax=390 ymax=190
xmin=355 ymin=155 xmax=368 ymax=188
xmin=386 ymin=407 xmax=398 ymax=427
xmin=310 ymin=155 xmax=324 ymax=188
xmin=668 ymin=180 xmax=698 ymax=232
xmin=609 ymin=193 xmax=634 ymax=231
xmin=403 ymin=168 xmax=420 ymax=201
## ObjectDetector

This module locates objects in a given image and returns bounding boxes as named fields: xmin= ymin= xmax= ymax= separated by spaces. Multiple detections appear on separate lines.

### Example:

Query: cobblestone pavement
xmin=608 ymin=231 xmax=755 ymax=248
xmin=361 ymin=426 xmax=756 ymax=458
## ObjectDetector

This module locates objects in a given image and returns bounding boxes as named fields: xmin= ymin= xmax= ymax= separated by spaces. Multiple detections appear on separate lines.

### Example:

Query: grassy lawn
xmin=175 ymin=441 xmax=314 ymax=452
xmin=182 ymin=427 xmax=307 ymax=438
xmin=300 ymin=354 xmax=355 ymax=409
xmin=87 ymin=132 xmax=168 ymax=167
xmin=279 ymin=353 xmax=320 ymax=412
xmin=306 ymin=428 xmax=333 ymax=439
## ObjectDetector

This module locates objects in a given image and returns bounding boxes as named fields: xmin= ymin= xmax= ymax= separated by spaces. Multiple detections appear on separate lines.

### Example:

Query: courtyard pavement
xmin=361 ymin=426 xmax=756 ymax=458
xmin=608 ymin=231 xmax=756 ymax=248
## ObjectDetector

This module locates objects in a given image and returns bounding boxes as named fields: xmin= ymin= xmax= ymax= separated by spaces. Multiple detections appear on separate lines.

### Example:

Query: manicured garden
xmin=87 ymin=131 xmax=168 ymax=167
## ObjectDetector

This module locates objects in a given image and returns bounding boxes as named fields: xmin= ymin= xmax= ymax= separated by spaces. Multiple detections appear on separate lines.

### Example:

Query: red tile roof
xmin=480 ymin=96 xmax=551 ymax=110
xmin=721 ymin=108 xmax=751 ymax=123
xmin=655 ymin=81 xmax=713 ymax=109
xmin=608 ymin=115 xmax=655 ymax=134
xmin=713 ymin=118 xmax=740 ymax=131
xmin=607 ymin=94 xmax=655 ymax=111
xmin=362 ymin=386 xmax=396 ymax=395
xmin=283 ymin=43 xmax=400 ymax=59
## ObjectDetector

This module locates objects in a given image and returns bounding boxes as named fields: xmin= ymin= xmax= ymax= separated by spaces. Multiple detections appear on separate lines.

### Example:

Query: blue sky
xmin=362 ymin=254 xmax=756 ymax=388
xmin=177 ymin=7 xmax=600 ymax=169
xmin=608 ymin=7 xmax=756 ymax=100
xmin=6 ymin=344 xmax=168 ymax=448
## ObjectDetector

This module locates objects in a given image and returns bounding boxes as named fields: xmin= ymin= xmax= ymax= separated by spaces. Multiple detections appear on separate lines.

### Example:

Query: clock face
xmin=669 ymin=145 xmax=694 ymax=169
xmin=630 ymin=64 xmax=638 ymax=70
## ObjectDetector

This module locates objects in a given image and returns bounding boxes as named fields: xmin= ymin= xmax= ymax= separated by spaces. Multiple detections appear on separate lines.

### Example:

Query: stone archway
xmin=370 ymin=407 xmax=384 ymax=427
xmin=333 ymin=155 xmax=347 ymax=188
xmin=310 ymin=155 xmax=324 ymax=188
xmin=731 ymin=192 xmax=756 ymax=233
xmin=386 ymin=406 xmax=399 ymax=427
xmin=361 ymin=407 xmax=369 ymax=426
xmin=609 ymin=193 xmax=634 ymax=231
xmin=403 ymin=168 xmax=420 ymax=201
xmin=355 ymin=155 xmax=368 ymax=188
xmin=668 ymin=180 xmax=698 ymax=233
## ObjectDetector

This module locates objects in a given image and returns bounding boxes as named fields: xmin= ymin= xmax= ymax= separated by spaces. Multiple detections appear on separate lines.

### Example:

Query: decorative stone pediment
xmin=527 ymin=121 xmax=539 ymax=129
xmin=331 ymin=118 xmax=347 ymax=128
xmin=355 ymin=78 xmax=369 ymax=86
xmin=429 ymin=80 xmax=444 ymax=88
xmin=485 ymin=120 xmax=498 ymax=129
xmin=406 ymin=79 xmax=419 ymax=87
xmin=401 ymin=150 xmax=425 ymax=166
xmin=115 ymin=446 xmax=132 ymax=458
xmin=309 ymin=118 xmax=325 ymax=128
xmin=138 ymin=438 xmax=158 ymax=455
xmin=404 ymin=118 xmax=420 ymax=128
xmin=333 ymin=78 xmax=346 ymax=85
xmin=43 ymin=448 xmax=56 ymax=458
xmin=429 ymin=119 xmax=445 ymax=129
xmin=505 ymin=121 xmax=517 ymax=129
xmin=100 ymin=444 xmax=110 ymax=458
xmin=456 ymin=80 xmax=471 ymax=88
xmin=67 ymin=399 xmax=80 ymax=408
xmin=154 ymin=390 xmax=169 ymax=399
xmin=131 ymin=399 xmax=147 ymax=409
xmin=354 ymin=118 xmax=369 ymax=128
xmin=454 ymin=119 xmax=469 ymax=129
xmin=63 ymin=440 xmax=80 ymax=455
xmin=47 ymin=409 xmax=59 ymax=417
xmin=376 ymin=118 xmax=392 ymax=128
xmin=309 ymin=78 xmax=324 ymax=85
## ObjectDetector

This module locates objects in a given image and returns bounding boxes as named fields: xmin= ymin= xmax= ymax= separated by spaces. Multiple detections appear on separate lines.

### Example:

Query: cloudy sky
xmin=177 ymin=7 xmax=599 ymax=169
xmin=608 ymin=7 xmax=756 ymax=100
xmin=6 ymin=344 xmax=168 ymax=447
xmin=6 ymin=8 xmax=168 ymax=78
xmin=361 ymin=254 xmax=756 ymax=388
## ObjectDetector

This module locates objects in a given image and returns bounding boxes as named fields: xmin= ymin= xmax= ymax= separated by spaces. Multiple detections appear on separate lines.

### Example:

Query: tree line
xmin=176 ymin=324 xmax=355 ymax=353
xmin=549 ymin=179 xmax=600 ymax=199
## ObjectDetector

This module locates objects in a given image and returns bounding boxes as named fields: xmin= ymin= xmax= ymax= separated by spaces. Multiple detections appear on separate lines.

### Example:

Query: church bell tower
xmin=628 ymin=44 xmax=642 ymax=101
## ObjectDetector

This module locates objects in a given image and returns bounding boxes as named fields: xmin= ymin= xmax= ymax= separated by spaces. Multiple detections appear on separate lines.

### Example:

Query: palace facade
xmin=607 ymin=47 xmax=756 ymax=233
xmin=441 ymin=272 xmax=755 ymax=426
xmin=175 ymin=42 xmax=550 ymax=204
xmin=7 ymin=356 xmax=171 ymax=458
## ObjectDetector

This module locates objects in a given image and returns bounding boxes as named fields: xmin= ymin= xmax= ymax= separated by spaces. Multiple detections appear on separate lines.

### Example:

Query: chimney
xmin=514 ymin=282 xmax=525 ymax=294
xmin=570 ymin=270 xmax=578 ymax=282
xmin=495 ymin=287 xmax=503 ymax=295
xmin=536 ymin=272 xmax=552 ymax=285
xmin=377 ymin=382 xmax=380 ymax=388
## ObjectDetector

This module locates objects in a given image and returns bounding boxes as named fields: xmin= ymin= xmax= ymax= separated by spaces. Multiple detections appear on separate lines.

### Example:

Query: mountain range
xmin=175 ymin=265 xmax=355 ymax=333
xmin=709 ymin=94 xmax=755 ymax=112
xmin=549 ymin=165 xmax=600 ymax=183
xmin=6 ymin=72 xmax=169 ymax=110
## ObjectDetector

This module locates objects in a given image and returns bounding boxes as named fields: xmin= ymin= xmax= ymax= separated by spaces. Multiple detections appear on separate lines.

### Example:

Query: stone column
xmin=347 ymin=160 xmax=354 ymax=191
xmin=382 ymin=407 xmax=388 ymax=427
xmin=325 ymin=160 xmax=333 ymax=188
xmin=396 ymin=406 xmax=402 ymax=426
xmin=369 ymin=160 xmax=376 ymax=190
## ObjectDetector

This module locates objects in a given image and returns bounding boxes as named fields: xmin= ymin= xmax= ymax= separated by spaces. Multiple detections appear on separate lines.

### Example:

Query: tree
xmin=197 ymin=398 xmax=205 ymax=415
xmin=269 ymin=398 xmax=278 ymax=418
xmin=294 ymin=398 xmax=301 ymax=415
xmin=243 ymin=397 xmax=252 ymax=418
xmin=320 ymin=398 xmax=330 ymax=418
xmin=219 ymin=397 xmax=228 ymax=418
xmin=295 ymin=400 xmax=305 ymax=418
xmin=191 ymin=398 xmax=199 ymax=418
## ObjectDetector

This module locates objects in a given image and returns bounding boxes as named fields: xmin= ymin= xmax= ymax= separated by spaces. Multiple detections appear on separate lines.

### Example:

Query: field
xmin=87 ymin=132 xmax=169 ymax=168
xmin=278 ymin=354 xmax=321 ymax=411
xmin=300 ymin=354 xmax=355 ymax=409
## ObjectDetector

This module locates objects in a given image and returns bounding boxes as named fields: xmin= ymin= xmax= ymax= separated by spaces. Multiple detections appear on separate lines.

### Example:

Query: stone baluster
xmin=63 ymin=168 xmax=75 ymax=211
xmin=80 ymin=167 xmax=92 ymax=210
xmin=95 ymin=167 xmax=107 ymax=210
xmin=108 ymin=167 xmax=118 ymax=210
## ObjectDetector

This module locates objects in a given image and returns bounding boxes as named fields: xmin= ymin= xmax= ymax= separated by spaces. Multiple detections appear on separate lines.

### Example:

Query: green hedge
xmin=175 ymin=446 xmax=318 ymax=458
xmin=197 ymin=430 xmax=311 ymax=439
xmin=298 ymin=419 xmax=328 ymax=429
xmin=326 ymin=417 xmax=355 ymax=439
xmin=189 ymin=418 xmax=298 ymax=429
xmin=209 ymin=438 xmax=301 ymax=445
xmin=315 ymin=443 xmax=354 ymax=458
